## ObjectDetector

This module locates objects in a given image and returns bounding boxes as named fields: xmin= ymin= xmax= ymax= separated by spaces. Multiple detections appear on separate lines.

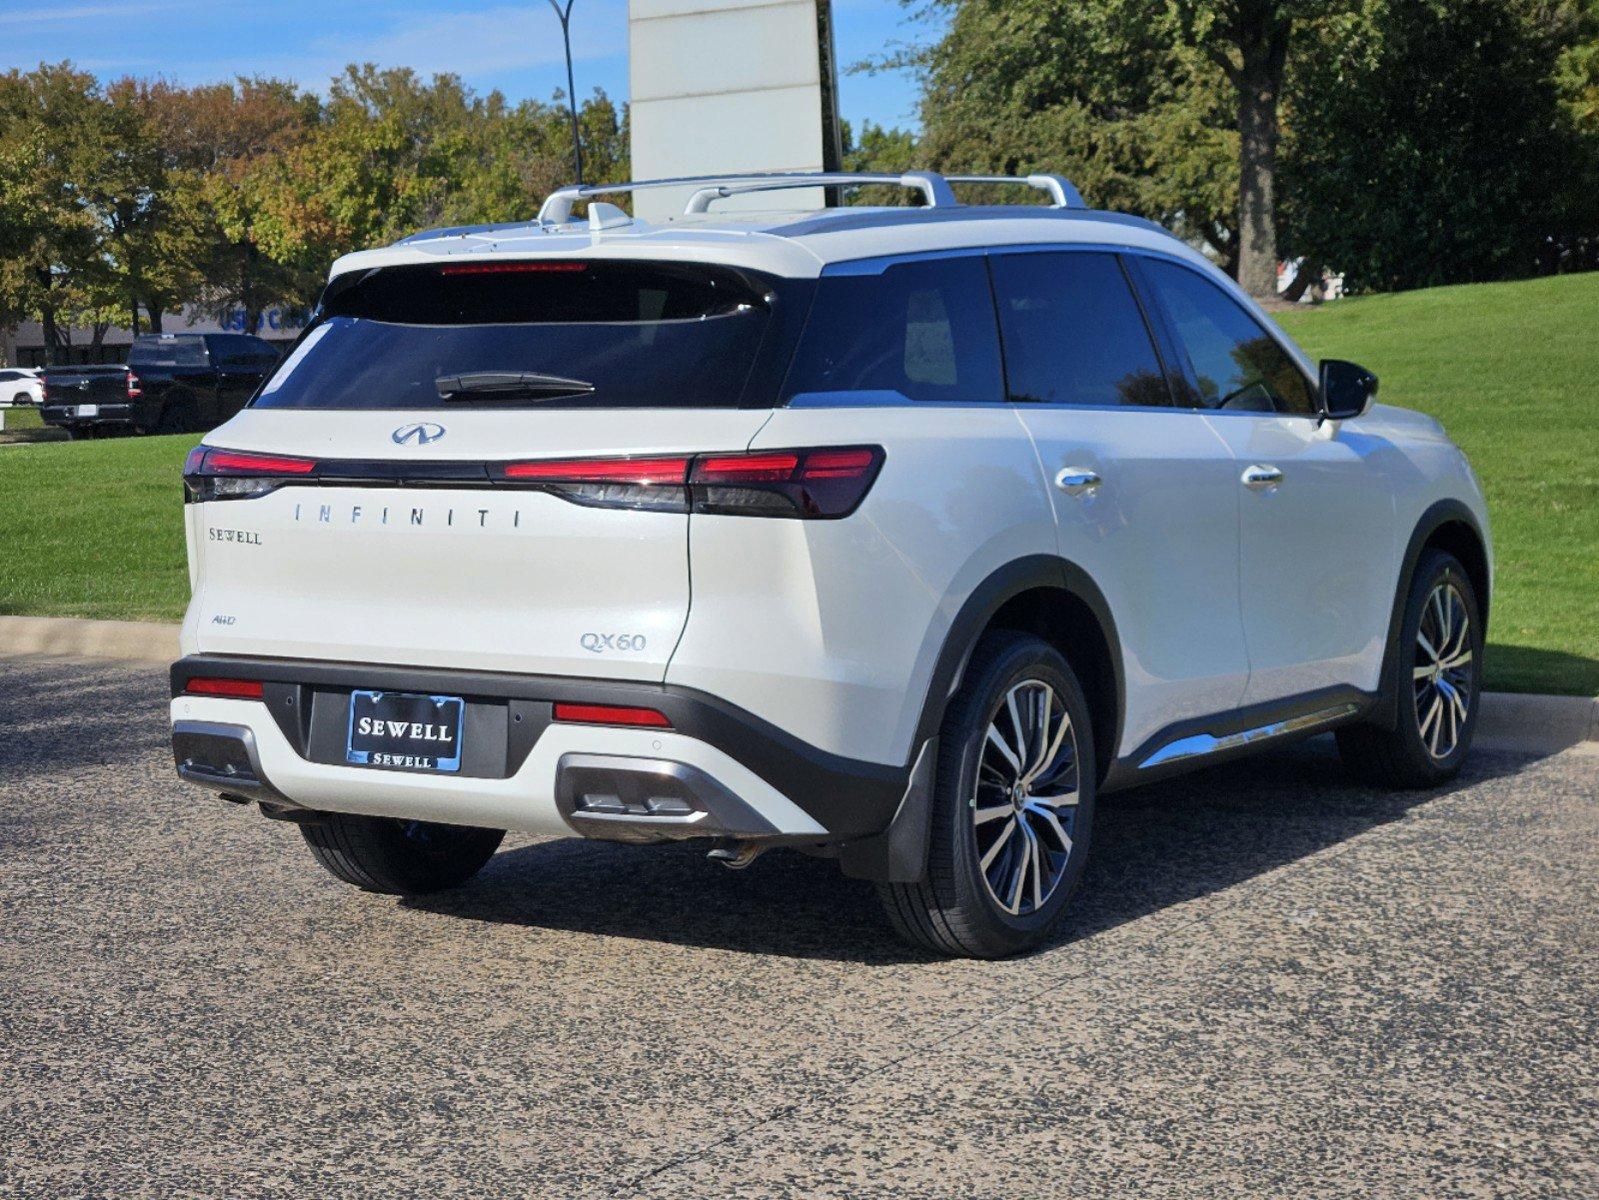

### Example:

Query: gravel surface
xmin=2 ymin=656 xmax=1594 ymax=1199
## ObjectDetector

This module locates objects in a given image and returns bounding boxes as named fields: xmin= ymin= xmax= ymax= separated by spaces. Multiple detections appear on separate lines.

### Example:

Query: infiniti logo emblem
xmin=392 ymin=422 xmax=446 ymax=446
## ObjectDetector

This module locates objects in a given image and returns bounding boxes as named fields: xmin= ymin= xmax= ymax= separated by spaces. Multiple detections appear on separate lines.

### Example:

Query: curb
xmin=3 ymin=614 xmax=1595 ymax=753
xmin=0 ymin=614 xmax=181 ymax=663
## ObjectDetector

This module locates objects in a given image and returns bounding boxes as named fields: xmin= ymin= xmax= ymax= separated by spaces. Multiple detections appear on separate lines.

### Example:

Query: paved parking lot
xmin=2 ymin=656 xmax=1594 ymax=1199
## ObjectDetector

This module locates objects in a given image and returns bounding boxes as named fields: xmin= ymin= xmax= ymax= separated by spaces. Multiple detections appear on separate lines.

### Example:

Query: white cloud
xmin=0 ymin=2 xmax=183 ymax=26
xmin=272 ymin=2 xmax=629 ymax=92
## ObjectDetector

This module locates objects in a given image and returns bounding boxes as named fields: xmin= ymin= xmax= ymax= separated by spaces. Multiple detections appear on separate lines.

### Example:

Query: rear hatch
xmin=182 ymin=258 xmax=799 ymax=681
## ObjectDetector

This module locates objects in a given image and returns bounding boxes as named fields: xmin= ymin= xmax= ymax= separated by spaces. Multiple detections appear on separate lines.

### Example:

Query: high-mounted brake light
xmin=553 ymin=702 xmax=672 ymax=728
xmin=440 ymin=261 xmax=588 ymax=275
xmin=185 ymin=677 xmax=265 ymax=699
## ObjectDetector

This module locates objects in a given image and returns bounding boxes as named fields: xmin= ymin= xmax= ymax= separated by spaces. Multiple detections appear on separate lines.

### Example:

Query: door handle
xmin=1241 ymin=464 xmax=1284 ymax=490
xmin=1055 ymin=467 xmax=1101 ymax=497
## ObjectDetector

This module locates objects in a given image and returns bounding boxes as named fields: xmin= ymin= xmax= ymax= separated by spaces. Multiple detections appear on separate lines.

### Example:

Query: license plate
xmin=346 ymin=690 xmax=464 ymax=772
xmin=75 ymin=404 xmax=99 ymax=418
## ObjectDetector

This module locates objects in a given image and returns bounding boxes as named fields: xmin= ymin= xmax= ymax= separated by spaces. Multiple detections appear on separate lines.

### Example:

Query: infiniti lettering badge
xmin=392 ymin=422 xmax=446 ymax=446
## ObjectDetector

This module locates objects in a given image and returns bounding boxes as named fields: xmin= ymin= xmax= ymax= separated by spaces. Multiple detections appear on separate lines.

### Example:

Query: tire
xmin=300 ymin=814 xmax=504 ymax=895
xmin=156 ymin=397 xmax=198 ymax=435
xmin=1337 ymin=548 xmax=1483 ymax=788
xmin=878 ymin=630 xmax=1097 ymax=958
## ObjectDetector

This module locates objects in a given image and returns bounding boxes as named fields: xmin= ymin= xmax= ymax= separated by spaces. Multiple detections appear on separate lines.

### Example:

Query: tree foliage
xmin=0 ymin=63 xmax=624 ymax=361
xmin=860 ymin=0 xmax=1599 ymax=295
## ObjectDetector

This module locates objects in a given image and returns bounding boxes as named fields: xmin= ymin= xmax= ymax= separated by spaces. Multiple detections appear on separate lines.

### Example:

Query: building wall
xmin=3 ymin=305 xmax=307 ymax=367
xmin=628 ymin=0 xmax=841 ymax=220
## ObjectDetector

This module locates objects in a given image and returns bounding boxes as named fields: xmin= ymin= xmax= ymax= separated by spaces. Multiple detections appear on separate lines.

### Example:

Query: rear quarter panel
xmin=667 ymin=405 xmax=1057 ymax=766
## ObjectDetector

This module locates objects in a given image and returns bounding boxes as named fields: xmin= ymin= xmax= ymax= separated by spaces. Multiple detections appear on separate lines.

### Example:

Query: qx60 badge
xmin=392 ymin=422 xmax=446 ymax=446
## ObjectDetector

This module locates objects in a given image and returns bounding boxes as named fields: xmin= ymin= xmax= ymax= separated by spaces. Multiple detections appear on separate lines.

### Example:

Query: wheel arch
xmin=912 ymin=555 xmax=1124 ymax=785
xmin=1371 ymin=499 xmax=1491 ymax=730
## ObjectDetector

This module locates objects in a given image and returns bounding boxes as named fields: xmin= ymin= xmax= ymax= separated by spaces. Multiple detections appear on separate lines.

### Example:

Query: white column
xmin=628 ymin=0 xmax=840 ymax=220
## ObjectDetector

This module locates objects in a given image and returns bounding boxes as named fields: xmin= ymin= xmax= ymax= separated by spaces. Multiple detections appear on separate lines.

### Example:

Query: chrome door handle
xmin=1241 ymin=464 xmax=1284 ymax=490
xmin=1055 ymin=467 xmax=1101 ymax=496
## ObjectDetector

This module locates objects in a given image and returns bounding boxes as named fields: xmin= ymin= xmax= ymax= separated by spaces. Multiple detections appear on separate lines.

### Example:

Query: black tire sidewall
xmin=938 ymin=634 xmax=1097 ymax=955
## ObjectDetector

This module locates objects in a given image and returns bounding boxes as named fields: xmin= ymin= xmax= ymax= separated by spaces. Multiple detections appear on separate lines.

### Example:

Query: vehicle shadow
xmin=0 ymin=656 xmax=171 ymax=780
xmin=405 ymin=737 xmax=1534 ymax=965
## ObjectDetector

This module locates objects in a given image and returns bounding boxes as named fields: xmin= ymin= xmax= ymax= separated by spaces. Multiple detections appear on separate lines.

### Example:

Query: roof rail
xmin=536 ymin=170 xmax=1084 ymax=224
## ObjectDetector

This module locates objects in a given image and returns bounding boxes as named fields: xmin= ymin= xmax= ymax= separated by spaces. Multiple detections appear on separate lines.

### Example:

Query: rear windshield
xmin=253 ymin=261 xmax=774 ymax=410
xmin=130 ymin=336 xmax=209 ymax=367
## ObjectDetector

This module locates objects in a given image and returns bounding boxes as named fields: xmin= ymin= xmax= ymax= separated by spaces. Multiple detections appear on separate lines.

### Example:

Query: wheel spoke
xmin=1030 ymin=803 xmax=1074 ymax=854
xmin=1006 ymin=692 xmax=1028 ymax=771
xmin=1023 ymin=824 xmax=1044 ymax=911
xmin=1032 ymin=785 xmax=1079 ymax=808
xmin=1024 ymin=689 xmax=1054 ymax=781
xmin=1008 ymin=831 xmax=1030 ymax=911
xmin=973 ymin=803 xmax=1012 ymax=825
xmin=985 ymin=723 xmax=1022 ymax=776
xmin=980 ymin=816 xmax=1017 ymax=872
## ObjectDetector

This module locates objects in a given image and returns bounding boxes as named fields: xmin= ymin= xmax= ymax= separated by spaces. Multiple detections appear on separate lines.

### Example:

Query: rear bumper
xmin=169 ymin=654 xmax=909 ymax=843
xmin=40 ymin=402 xmax=135 ymax=427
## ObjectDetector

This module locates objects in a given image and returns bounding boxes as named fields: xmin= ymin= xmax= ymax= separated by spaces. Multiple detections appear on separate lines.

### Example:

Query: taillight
xmin=184 ymin=446 xmax=317 ymax=503
xmin=495 ymin=446 xmax=883 ymax=519
xmin=184 ymin=677 xmax=265 ymax=699
xmin=126 ymin=371 xmax=142 ymax=399
xmin=690 ymin=446 xmax=883 ymax=518
xmin=441 ymin=261 xmax=588 ymax=275
xmin=552 ymin=702 xmax=672 ymax=728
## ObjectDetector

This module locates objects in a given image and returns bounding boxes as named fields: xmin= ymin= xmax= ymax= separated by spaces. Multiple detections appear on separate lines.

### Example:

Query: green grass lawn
xmin=1 ymin=273 xmax=1594 ymax=694
xmin=0 ymin=433 xmax=197 ymax=621
xmin=1 ymin=405 xmax=44 ymax=430
xmin=1277 ymin=273 xmax=1598 ymax=695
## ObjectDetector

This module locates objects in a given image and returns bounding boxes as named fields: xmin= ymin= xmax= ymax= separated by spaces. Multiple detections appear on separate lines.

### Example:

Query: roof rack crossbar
xmin=536 ymin=170 xmax=1084 ymax=224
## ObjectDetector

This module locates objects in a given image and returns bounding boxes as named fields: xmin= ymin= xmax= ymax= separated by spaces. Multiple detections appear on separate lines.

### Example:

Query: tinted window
xmin=0 ymin=371 xmax=18 ymax=383
xmin=255 ymin=261 xmax=773 ymax=410
xmin=130 ymin=336 xmax=209 ymax=368
xmin=1142 ymin=259 xmax=1316 ymax=416
xmin=782 ymin=257 xmax=1004 ymax=404
xmin=990 ymin=251 xmax=1170 ymax=407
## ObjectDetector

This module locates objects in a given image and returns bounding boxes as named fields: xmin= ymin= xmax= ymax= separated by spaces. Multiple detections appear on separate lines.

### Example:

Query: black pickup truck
xmin=125 ymin=333 xmax=282 ymax=433
xmin=38 ymin=365 xmax=141 ymax=437
xmin=40 ymin=333 xmax=281 ymax=436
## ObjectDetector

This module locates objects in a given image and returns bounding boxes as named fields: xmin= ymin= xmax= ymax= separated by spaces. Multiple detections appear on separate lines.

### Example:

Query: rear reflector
xmin=185 ymin=677 xmax=265 ymax=699
xmin=553 ymin=702 xmax=672 ymax=728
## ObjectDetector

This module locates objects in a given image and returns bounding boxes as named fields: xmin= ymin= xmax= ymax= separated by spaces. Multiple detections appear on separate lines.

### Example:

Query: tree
xmin=0 ymin=64 xmax=114 ymax=362
xmin=1281 ymin=0 xmax=1598 ymax=291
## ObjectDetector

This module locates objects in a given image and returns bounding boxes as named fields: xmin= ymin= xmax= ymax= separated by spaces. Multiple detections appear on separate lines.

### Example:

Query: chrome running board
xmin=1138 ymin=703 xmax=1361 ymax=770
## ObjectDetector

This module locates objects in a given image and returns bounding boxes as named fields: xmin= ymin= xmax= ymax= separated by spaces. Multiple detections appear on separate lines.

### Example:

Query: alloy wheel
xmin=1413 ymin=580 xmax=1473 ymax=760
xmin=971 ymin=680 xmax=1080 ymax=916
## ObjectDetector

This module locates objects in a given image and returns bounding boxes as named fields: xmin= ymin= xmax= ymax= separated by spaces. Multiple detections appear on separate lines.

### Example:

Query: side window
xmin=1141 ymin=259 xmax=1317 ymax=416
xmin=990 ymin=251 xmax=1171 ymax=407
xmin=782 ymin=256 xmax=1005 ymax=404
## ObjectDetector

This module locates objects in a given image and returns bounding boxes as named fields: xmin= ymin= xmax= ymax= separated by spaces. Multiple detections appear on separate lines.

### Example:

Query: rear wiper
xmin=435 ymin=371 xmax=596 ymax=400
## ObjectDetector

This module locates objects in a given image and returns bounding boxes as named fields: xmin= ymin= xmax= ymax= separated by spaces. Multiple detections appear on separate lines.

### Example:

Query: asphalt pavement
xmin=2 ymin=656 xmax=1594 ymax=1199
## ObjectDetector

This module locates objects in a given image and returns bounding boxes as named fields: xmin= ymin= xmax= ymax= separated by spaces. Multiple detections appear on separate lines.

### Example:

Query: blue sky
xmin=0 ymin=0 xmax=937 ymax=133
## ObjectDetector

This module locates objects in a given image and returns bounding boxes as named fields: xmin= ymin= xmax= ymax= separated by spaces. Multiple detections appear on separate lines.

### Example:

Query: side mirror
xmin=1319 ymin=359 xmax=1378 ymax=421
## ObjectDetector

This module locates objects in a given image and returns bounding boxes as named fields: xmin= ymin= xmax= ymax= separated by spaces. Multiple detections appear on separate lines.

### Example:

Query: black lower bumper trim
xmin=171 ymin=654 xmax=909 ymax=840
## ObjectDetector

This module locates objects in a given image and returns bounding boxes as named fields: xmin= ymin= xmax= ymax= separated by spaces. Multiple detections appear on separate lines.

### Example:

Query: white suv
xmin=169 ymin=171 xmax=1491 ymax=957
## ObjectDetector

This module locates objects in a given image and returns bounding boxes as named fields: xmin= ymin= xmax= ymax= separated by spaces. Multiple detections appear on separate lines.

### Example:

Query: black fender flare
xmin=841 ymin=554 xmax=1125 ymax=883
xmin=1369 ymin=499 xmax=1490 ymax=730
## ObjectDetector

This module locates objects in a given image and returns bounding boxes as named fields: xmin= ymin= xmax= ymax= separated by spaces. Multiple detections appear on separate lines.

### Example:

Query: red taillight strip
xmin=691 ymin=453 xmax=801 ymax=483
xmin=797 ymin=448 xmax=875 ymax=479
xmin=553 ymin=702 xmax=672 ymax=728
xmin=185 ymin=677 xmax=265 ymax=699
xmin=502 ymin=456 xmax=690 ymax=484
xmin=440 ymin=261 xmax=588 ymax=275
xmin=202 ymin=450 xmax=318 ymax=475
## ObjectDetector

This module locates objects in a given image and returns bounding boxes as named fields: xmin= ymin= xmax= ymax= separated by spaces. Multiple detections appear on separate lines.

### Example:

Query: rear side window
xmin=130 ymin=337 xmax=209 ymax=368
xmin=254 ymin=261 xmax=774 ymax=410
xmin=782 ymin=257 xmax=1004 ymax=404
xmin=990 ymin=251 xmax=1171 ymax=407
xmin=1141 ymin=259 xmax=1317 ymax=416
